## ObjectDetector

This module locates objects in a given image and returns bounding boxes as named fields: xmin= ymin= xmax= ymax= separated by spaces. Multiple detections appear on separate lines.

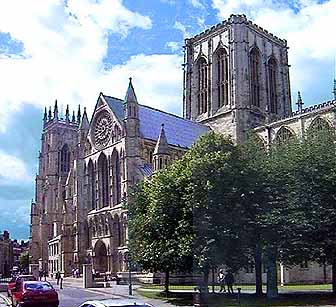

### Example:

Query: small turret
xmin=77 ymin=105 xmax=81 ymax=123
xmin=79 ymin=107 xmax=89 ymax=141
xmin=43 ymin=107 xmax=47 ymax=124
xmin=124 ymin=77 xmax=139 ymax=119
xmin=53 ymin=99 xmax=59 ymax=120
xmin=153 ymin=123 xmax=170 ymax=171
xmin=65 ymin=105 xmax=70 ymax=123
xmin=296 ymin=91 xmax=304 ymax=112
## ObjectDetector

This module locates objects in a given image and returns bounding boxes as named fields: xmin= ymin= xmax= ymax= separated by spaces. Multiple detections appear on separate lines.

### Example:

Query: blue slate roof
xmin=103 ymin=94 xmax=210 ymax=148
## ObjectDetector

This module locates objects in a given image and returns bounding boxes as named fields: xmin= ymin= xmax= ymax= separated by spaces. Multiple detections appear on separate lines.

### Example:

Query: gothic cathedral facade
xmin=30 ymin=14 xmax=335 ymax=284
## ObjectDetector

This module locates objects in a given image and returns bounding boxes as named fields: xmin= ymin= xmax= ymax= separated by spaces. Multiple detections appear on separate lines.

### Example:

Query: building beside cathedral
xmin=30 ymin=14 xmax=335 ymax=284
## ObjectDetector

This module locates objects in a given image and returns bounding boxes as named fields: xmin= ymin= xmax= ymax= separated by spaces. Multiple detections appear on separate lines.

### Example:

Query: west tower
xmin=183 ymin=14 xmax=292 ymax=142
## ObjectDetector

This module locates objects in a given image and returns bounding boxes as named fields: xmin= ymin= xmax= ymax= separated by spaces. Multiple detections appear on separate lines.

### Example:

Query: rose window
xmin=93 ymin=112 xmax=113 ymax=148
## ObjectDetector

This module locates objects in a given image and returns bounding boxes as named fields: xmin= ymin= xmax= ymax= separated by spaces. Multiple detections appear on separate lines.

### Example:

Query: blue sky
xmin=0 ymin=0 xmax=335 ymax=240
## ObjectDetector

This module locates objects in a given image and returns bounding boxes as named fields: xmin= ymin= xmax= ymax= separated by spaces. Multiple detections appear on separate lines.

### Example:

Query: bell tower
xmin=183 ymin=14 xmax=291 ymax=142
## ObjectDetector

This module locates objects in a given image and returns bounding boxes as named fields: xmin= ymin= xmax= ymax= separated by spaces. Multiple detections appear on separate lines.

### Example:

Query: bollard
xmin=237 ymin=287 xmax=241 ymax=305
xmin=60 ymin=277 xmax=63 ymax=290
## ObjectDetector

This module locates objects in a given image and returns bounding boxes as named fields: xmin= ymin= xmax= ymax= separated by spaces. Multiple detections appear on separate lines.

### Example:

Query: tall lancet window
xmin=60 ymin=144 xmax=70 ymax=173
xmin=215 ymin=48 xmax=229 ymax=108
xmin=268 ymin=57 xmax=278 ymax=114
xmin=197 ymin=57 xmax=208 ymax=114
xmin=250 ymin=48 xmax=261 ymax=107
xmin=98 ymin=153 xmax=109 ymax=208
xmin=88 ymin=160 xmax=96 ymax=210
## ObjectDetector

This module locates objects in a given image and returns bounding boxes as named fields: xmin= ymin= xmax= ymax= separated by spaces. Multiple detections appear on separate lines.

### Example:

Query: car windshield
xmin=25 ymin=283 xmax=53 ymax=291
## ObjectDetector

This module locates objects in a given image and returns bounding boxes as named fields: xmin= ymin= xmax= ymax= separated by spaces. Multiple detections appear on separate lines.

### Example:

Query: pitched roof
xmin=103 ymin=94 xmax=210 ymax=148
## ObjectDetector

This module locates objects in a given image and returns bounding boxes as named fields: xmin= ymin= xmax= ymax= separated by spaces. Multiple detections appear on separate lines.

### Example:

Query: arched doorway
xmin=94 ymin=240 xmax=108 ymax=273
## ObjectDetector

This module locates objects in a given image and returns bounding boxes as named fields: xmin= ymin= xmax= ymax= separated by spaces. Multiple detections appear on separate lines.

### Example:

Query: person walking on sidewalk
xmin=225 ymin=270 xmax=234 ymax=294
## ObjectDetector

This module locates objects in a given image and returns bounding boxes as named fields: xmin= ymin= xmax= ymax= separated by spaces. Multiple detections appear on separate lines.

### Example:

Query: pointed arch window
xmin=250 ymin=48 xmax=261 ymax=107
xmin=197 ymin=57 xmax=208 ymax=115
xmin=275 ymin=127 xmax=295 ymax=144
xmin=215 ymin=48 xmax=229 ymax=108
xmin=309 ymin=117 xmax=331 ymax=132
xmin=111 ymin=151 xmax=121 ymax=205
xmin=59 ymin=144 xmax=70 ymax=173
xmin=88 ymin=160 xmax=96 ymax=210
xmin=268 ymin=57 xmax=278 ymax=113
xmin=98 ymin=153 xmax=109 ymax=208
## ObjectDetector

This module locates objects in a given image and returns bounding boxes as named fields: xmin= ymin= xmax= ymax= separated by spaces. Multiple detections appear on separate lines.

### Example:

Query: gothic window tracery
xmin=98 ymin=153 xmax=109 ymax=208
xmin=88 ymin=160 xmax=96 ymax=210
xmin=275 ymin=127 xmax=295 ymax=144
xmin=215 ymin=48 xmax=229 ymax=108
xmin=111 ymin=151 xmax=121 ymax=205
xmin=309 ymin=117 xmax=331 ymax=132
xmin=250 ymin=48 xmax=261 ymax=107
xmin=59 ymin=144 xmax=70 ymax=173
xmin=93 ymin=111 xmax=113 ymax=148
xmin=268 ymin=57 xmax=278 ymax=113
xmin=197 ymin=57 xmax=208 ymax=115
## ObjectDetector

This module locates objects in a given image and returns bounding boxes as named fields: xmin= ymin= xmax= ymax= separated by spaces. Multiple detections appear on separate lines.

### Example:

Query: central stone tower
xmin=183 ymin=14 xmax=292 ymax=142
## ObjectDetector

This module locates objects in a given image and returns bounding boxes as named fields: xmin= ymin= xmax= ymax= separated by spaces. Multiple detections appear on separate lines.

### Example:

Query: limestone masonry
xmin=30 ymin=14 xmax=335 ymax=284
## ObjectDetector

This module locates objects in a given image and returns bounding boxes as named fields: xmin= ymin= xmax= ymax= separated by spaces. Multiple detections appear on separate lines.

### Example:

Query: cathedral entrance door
xmin=94 ymin=240 xmax=108 ymax=273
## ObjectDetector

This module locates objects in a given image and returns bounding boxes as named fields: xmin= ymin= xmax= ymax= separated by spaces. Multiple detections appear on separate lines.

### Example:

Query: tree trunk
xmin=164 ymin=271 xmax=169 ymax=294
xmin=203 ymin=269 xmax=209 ymax=292
xmin=266 ymin=246 xmax=278 ymax=298
xmin=332 ymin=258 xmax=336 ymax=294
xmin=254 ymin=243 xmax=263 ymax=296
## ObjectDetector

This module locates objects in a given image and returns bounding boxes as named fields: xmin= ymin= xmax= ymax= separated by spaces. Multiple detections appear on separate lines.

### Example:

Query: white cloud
xmin=0 ymin=150 xmax=32 ymax=184
xmin=212 ymin=0 xmax=336 ymax=105
xmin=174 ymin=21 xmax=191 ymax=38
xmin=166 ymin=41 xmax=181 ymax=52
xmin=0 ymin=0 xmax=152 ymax=132
xmin=98 ymin=53 xmax=183 ymax=115
xmin=189 ymin=0 xmax=205 ymax=8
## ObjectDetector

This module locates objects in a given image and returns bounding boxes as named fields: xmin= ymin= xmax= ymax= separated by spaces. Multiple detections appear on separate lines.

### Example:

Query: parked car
xmin=11 ymin=280 xmax=59 ymax=307
xmin=78 ymin=299 xmax=155 ymax=307
xmin=7 ymin=275 xmax=36 ymax=297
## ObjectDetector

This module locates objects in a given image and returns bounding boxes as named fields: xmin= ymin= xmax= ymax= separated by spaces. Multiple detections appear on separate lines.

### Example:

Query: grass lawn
xmin=137 ymin=289 xmax=336 ymax=307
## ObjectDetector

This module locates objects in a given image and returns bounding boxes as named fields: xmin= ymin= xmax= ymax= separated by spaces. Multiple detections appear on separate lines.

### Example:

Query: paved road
xmin=55 ymin=286 xmax=117 ymax=307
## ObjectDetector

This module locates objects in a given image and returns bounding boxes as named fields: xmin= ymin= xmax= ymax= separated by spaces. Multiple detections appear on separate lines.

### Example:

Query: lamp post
xmin=124 ymin=252 xmax=132 ymax=296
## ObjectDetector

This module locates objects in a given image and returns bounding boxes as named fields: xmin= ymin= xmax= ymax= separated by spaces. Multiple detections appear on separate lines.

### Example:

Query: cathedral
xmin=30 ymin=14 xmax=335 ymax=284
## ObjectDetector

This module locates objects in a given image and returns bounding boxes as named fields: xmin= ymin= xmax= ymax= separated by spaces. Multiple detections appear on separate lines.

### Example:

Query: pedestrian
xmin=56 ymin=271 xmax=61 ymax=285
xmin=225 ymin=270 xmax=234 ymax=294
xmin=217 ymin=269 xmax=226 ymax=292
xmin=43 ymin=270 xmax=47 ymax=281
xmin=39 ymin=270 xmax=43 ymax=281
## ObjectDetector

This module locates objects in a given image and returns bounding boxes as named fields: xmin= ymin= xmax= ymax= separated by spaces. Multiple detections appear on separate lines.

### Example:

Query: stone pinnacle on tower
xmin=72 ymin=110 xmax=76 ymax=123
xmin=333 ymin=79 xmax=336 ymax=101
xmin=77 ymin=105 xmax=81 ymax=123
xmin=43 ymin=107 xmax=47 ymax=124
xmin=48 ymin=106 xmax=52 ymax=120
xmin=296 ymin=91 xmax=304 ymax=112
xmin=65 ymin=104 xmax=70 ymax=122
xmin=53 ymin=99 xmax=59 ymax=120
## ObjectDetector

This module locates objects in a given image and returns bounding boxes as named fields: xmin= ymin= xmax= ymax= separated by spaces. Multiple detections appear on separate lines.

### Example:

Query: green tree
xmin=128 ymin=159 xmax=193 ymax=293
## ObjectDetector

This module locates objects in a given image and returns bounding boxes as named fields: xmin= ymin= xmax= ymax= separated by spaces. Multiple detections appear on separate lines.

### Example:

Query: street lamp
xmin=124 ymin=252 xmax=132 ymax=296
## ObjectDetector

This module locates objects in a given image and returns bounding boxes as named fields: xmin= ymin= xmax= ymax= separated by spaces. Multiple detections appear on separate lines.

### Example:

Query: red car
xmin=11 ymin=280 xmax=59 ymax=307
xmin=7 ymin=275 xmax=36 ymax=297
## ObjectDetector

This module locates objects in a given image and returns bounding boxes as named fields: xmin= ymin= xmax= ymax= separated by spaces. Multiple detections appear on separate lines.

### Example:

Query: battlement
xmin=187 ymin=14 xmax=286 ymax=46
xmin=278 ymin=99 xmax=336 ymax=121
